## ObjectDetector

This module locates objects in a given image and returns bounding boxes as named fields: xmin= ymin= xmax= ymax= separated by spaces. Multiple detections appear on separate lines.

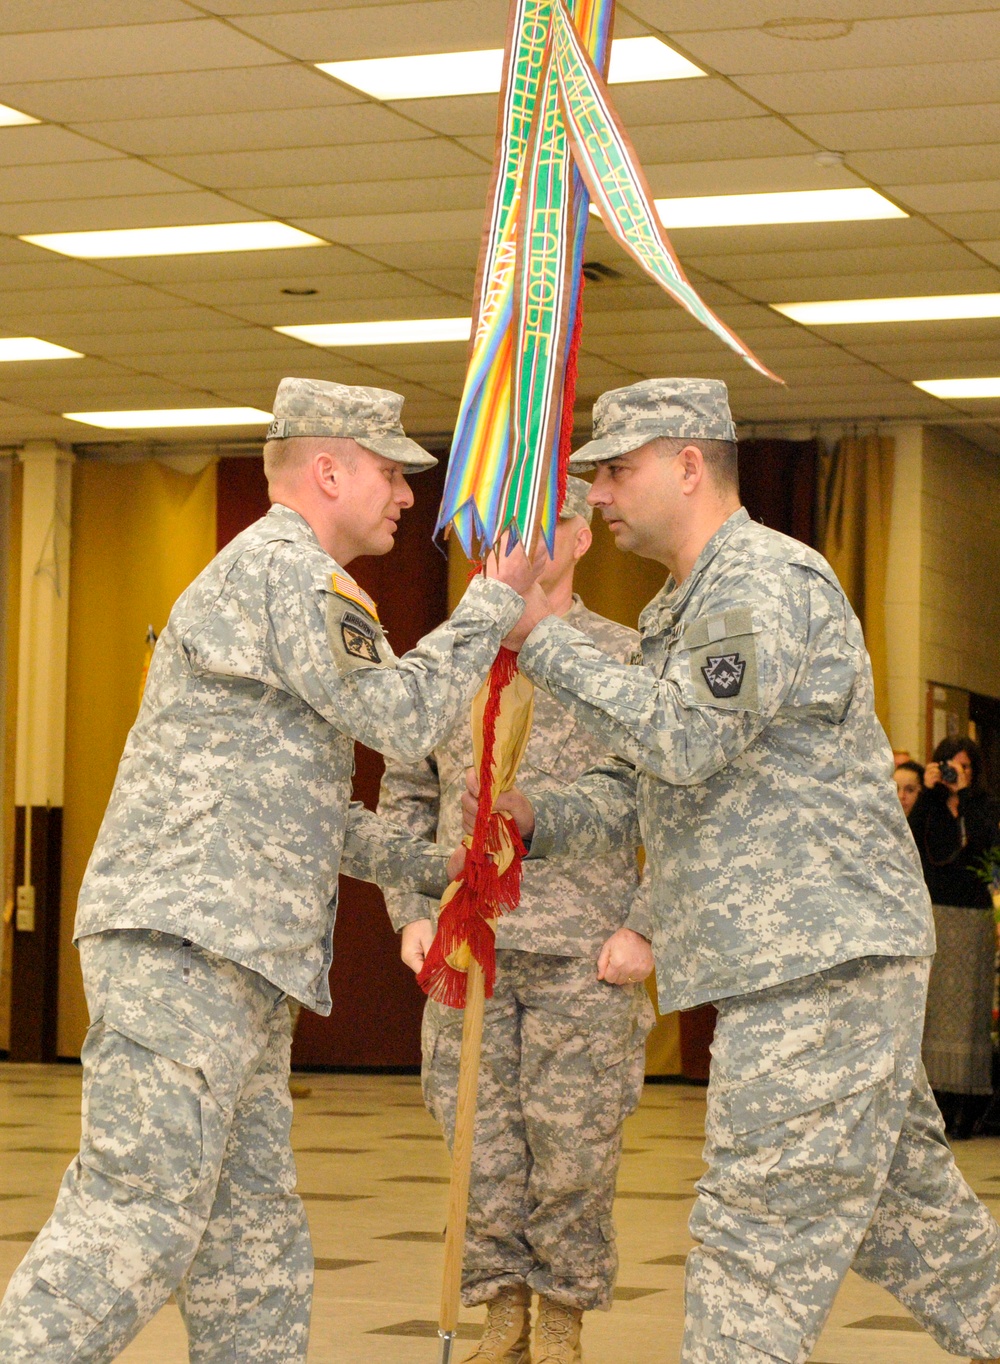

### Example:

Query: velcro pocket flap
xmin=38 ymin=1254 xmax=119 ymax=1323
xmin=103 ymin=984 xmax=226 ymax=1099
xmin=722 ymin=1032 xmax=895 ymax=1135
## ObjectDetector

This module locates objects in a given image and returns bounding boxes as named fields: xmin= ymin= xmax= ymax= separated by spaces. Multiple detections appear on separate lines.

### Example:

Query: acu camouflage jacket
xmin=75 ymin=504 xmax=522 ymax=1012
xmin=520 ymin=508 xmax=934 ymax=1013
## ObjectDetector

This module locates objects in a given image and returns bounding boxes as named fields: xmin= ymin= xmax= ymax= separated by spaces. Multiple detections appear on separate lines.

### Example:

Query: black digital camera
xmin=939 ymin=761 xmax=959 ymax=786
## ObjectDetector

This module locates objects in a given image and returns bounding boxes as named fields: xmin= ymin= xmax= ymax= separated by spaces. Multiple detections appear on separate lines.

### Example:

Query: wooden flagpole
xmin=438 ymin=956 xmax=487 ymax=1363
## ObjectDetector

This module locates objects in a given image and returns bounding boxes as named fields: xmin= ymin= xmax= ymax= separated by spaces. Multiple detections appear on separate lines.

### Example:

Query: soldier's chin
xmin=364 ymin=525 xmax=397 ymax=556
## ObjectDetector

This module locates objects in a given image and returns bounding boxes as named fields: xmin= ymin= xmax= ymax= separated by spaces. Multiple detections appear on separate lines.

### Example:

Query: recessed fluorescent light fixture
xmin=22 ymin=222 xmax=326 ymax=260
xmin=0 ymin=337 xmax=82 ymax=362
xmin=913 ymin=377 xmax=1000 ymax=399
xmin=0 ymin=102 xmax=40 ymax=127
xmin=276 ymin=317 xmax=472 ymax=346
xmin=606 ymin=36 xmax=704 ymax=83
xmin=774 ymin=293 xmax=1000 ymax=325
xmin=64 ymin=407 xmax=273 ymax=430
xmin=317 ymin=36 xmax=702 ymax=100
xmin=638 ymin=188 xmax=906 ymax=229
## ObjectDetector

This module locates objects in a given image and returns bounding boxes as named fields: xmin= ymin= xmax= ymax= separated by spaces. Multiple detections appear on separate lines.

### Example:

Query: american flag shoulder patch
xmin=331 ymin=572 xmax=379 ymax=623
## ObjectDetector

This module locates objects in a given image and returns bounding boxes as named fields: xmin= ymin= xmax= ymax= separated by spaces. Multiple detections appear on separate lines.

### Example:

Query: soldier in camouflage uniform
xmin=0 ymin=378 xmax=532 ymax=1364
xmin=467 ymin=378 xmax=1000 ymax=1364
xmin=381 ymin=477 xmax=656 ymax=1364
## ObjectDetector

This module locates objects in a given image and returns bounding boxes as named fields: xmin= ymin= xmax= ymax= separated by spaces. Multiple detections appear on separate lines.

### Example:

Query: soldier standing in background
xmin=0 ymin=378 xmax=534 ymax=1364
xmin=381 ymin=478 xmax=655 ymax=1364
xmin=467 ymin=378 xmax=1000 ymax=1364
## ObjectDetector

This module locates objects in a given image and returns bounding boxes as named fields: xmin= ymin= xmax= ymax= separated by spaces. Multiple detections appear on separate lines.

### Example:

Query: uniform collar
xmin=640 ymin=507 xmax=750 ymax=634
xmin=266 ymin=501 xmax=326 ymax=553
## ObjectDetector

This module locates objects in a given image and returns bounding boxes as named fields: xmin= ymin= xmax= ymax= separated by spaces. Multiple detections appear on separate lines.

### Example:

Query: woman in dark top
xmin=909 ymin=736 xmax=1000 ymax=1138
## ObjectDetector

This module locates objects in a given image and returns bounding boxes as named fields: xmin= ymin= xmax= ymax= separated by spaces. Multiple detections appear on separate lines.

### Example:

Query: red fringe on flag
xmin=417 ymin=647 xmax=525 ymax=1008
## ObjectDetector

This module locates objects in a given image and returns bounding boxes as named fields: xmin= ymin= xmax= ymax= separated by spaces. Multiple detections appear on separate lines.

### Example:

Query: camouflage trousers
xmin=0 ymin=929 xmax=312 ymax=1363
xmin=686 ymin=953 xmax=1000 ymax=1363
xmin=423 ymin=949 xmax=654 ymax=1312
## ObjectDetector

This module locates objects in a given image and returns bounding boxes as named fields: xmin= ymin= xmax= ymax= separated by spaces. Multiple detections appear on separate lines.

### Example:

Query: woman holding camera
xmin=908 ymin=736 xmax=1000 ymax=1138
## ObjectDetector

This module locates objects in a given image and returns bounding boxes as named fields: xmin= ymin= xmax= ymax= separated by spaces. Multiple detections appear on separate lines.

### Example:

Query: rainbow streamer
xmin=437 ymin=0 xmax=780 ymax=559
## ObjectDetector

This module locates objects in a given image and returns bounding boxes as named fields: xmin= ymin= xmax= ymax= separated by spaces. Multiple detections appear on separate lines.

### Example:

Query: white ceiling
xmin=0 ymin=0 xmax=998 ymax=447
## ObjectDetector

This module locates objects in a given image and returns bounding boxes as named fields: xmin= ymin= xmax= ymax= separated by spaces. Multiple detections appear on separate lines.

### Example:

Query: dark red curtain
xmin=216 ymin=455 xmax=448 ymax=1068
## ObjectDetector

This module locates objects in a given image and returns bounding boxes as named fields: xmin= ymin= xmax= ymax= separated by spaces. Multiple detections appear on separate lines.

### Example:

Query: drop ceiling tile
xmin=685 ymin=241 xmax=984 ymax=283
xmin=849 ymin=146 xmax=1000 ymax=188
xmin=103 ymin=244 xmax=374 ymax=284
xmin=0 ymin=258 xmax=118 ymax=289
xmin=608 ymin=79 xmax=764 ymax=127
xmin=893 ymin=182 xmax=1000 ymax=216
xmin=970 ymin=239 xmax=1000 ymax=268
xmin=229 ymin=172 xmax=490 ymax=220
xmin=56 ymin=325 xmax=270 ymax=355
xmin=847 ymin=337 xmax=1000 ymax=367
xmin=735 ymin=58 xmax=1000 ymax=115
xmin=5 ymin=306 xmax=259 ymax=340
xmin=230 ymin=1 xmax=508 ymax=62
xmin=629 ymin=117 xmax=812 ymax=166
xmin=0 ymin=125 xmax=128 ymax=168
xmin=224 ymin=284 xmax=450 ymax=324
xmin=0 ymin=19 xmax=275 ymax=83
xmin=673 ymin=13 xmax=1000 ymax=77
xmin=0 ymin=282 xmax=187 ymax=314
xmin=362 ymin=239 xmax=481 ymax=271
xmin=0 ymin=1 xmax=197 ymax=32
xmin=642 ymin=154 xmax=859 ymax=198
xmin=295 ymin=207 xmax=485 ymax=245
xmin=928 ymin=210 xmax=1000 ymax=239
xmin=742 ymin=267 xmax=1000 ymax=304
xmin=0 ymin=158 xmax=194 ymax=204
xmin=0 ymin=190 xmax=261 ymax=235
xmin=382 ymin=94 xmax=500 ymax=141
xmin=154 ymin=137 xmax=484 ymax=189
xmin=407 ymin=267 xmax=476 ymax=296
xmin=0 ymin=63 xmax=349 ymax=123
xmin=165 ymin=270 xmax=406 ymax=306
xmin=632 ymin=216 xmax=948 ymax=259
xmin=793 ymin=105 xmax=1000 ymax=153
xmin=627 ymin=1 xmax=998 ymax=31
xmin=76 ymin=103 xmax=417 ymax=158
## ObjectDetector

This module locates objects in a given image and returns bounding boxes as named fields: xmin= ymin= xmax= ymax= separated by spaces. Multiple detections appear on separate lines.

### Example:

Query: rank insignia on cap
xmin=331 ymin=571 xmax=379 ymax=623
xmin=702 ymin=653 xmax=746 ymax=698
xmin=341 ymin=610 xmax=381 ymax=664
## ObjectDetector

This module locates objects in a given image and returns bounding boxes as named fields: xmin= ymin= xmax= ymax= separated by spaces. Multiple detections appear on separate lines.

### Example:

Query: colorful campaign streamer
xmin=437 ymin=0 xmax=781 ymax=563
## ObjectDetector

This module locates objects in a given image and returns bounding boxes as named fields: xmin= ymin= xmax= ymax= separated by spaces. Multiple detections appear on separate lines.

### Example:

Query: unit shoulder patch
xmin=328 ymin=598 xmax=390 ymax=675
xmin=680 ymin=609 xmax=760 ymax=711
xmin=701 ymin=652 xmax=746 ymax=699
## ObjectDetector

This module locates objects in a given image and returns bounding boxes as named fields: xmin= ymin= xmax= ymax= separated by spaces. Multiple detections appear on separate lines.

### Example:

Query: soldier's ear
xmin=574 ymin=522 xmax=592 ymax=561
xmin=677 ymin=443 xmax=705 ymax=493
xmin=314 ymin=450 xmax=340 ymax=500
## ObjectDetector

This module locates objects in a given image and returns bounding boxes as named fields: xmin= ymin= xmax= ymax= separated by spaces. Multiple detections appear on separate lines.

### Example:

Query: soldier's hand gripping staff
xmin=0 ymin=378 xmax=536 ymax=1364
xmin=463 ymin=377 xmax=1000 ymax=1364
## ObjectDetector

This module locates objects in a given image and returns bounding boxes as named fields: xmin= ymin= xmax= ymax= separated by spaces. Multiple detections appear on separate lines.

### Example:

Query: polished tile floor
xmin=1 ymin=1062 xmax=997 ymax=1362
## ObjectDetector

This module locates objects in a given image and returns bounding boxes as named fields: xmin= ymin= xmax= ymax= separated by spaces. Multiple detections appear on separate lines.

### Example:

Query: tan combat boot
xmin=534 ymin=1296 xmax=583 ymax=1364
xmin=462 ymin=1283 xmax=532 ymax=1364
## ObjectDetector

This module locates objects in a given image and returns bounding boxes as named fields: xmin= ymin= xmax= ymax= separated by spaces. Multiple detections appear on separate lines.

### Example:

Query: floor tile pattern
xmin=1 ymin=1063 xmax=995 ymax=1362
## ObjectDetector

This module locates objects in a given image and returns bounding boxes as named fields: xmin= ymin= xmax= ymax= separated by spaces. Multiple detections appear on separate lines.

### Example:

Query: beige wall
xmin=884 ymin=424 xmax=1000 ymax=760
xmin=920 ymin=427 xmax=1000 ymax=704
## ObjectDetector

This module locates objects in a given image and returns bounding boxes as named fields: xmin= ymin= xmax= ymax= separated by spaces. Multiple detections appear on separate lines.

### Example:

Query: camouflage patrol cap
xmin=559 ymin=475 xmax=593 ymax=524
xmin=266 ymin=377 xmax=437 ymax=470
xmin=569 ymin=377 xmax=736 ymax=468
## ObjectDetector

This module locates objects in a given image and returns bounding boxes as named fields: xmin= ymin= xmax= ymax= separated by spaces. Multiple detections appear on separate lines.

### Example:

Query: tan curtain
xmin=57 ymin=459 xmax=217 ymax=1057
xmin=816 ymin=433 xmax=895 ymax=732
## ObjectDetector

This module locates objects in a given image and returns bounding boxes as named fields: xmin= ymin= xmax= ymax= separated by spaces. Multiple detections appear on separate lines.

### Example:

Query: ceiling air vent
xmin=581 ymin=260 xmax=625 ymax=284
